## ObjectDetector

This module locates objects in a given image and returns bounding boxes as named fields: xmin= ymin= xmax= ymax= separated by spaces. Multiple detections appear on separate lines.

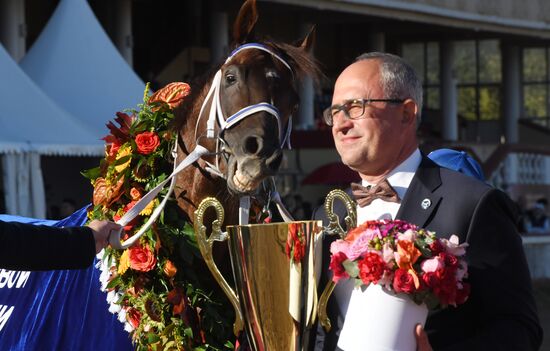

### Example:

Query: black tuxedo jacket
xmin=0 ymin=220 xmax=95 ymax=271
xmin=312 ymin=157 xmax=542 ymax=351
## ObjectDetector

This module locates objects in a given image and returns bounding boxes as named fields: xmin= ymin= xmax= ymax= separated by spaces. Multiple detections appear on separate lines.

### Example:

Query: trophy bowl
xmin=194 ymin=197 xmax=324 ymax=351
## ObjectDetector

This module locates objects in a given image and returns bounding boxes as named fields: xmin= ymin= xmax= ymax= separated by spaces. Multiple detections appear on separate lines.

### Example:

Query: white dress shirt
xmin=336 ymin=149 xmax=422 ymax=350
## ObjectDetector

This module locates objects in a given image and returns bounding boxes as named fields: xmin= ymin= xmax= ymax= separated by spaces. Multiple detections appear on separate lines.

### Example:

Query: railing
xmin=483 ymin=144 xmax=550 ymax=189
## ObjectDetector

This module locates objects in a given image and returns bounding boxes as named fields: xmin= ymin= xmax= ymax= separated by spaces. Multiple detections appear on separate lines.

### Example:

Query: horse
xmin=172 ymin=0 xmax=320 ymax=225
xmin=0 ymin=1 xmax=322 ymax=350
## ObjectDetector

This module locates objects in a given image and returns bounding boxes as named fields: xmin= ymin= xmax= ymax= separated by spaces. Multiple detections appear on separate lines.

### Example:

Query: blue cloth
xmin=428 ymin=148 xmax=485 ymax=181
xmin=0 ymin=206 xmax=133 ymax=351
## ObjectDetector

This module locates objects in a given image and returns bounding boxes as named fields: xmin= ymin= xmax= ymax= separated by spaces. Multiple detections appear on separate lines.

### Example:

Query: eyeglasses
xmin=322 ymin=98 xmax=405 ymax=126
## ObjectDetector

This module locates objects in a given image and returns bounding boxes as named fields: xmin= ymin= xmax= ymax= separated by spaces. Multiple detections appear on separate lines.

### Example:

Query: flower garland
xmin=329 ymin=220 xmax=470 ymax=308
xmin=84 ymin=83 xmax=234 ymax=350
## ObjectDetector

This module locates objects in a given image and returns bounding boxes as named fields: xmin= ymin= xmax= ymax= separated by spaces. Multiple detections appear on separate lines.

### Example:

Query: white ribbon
xmin=109 ymin=145 xmax=209 ymax=249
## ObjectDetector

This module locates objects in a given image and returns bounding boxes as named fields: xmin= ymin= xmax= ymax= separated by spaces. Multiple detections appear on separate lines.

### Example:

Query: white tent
xmin=0 ymin=43 xmax=103 ymax=218
xmin=20 ymin=0 xmax=145 ymax=138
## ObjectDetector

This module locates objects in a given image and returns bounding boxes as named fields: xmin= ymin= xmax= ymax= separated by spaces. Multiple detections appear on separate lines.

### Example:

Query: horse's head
xmin=185 ymin=0 xmax=318 ymax=196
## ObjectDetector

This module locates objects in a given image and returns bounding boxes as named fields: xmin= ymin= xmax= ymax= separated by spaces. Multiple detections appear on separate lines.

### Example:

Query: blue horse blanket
xmin=0 ymin=207 xmax=133 ymax=350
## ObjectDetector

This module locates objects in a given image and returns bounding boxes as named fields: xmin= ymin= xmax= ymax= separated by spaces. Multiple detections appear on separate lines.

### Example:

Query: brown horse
xmin=173 ymin=0 xmax=320 ymax=225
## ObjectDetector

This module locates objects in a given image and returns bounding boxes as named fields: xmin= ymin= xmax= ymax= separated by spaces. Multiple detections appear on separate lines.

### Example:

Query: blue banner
xmin=0 ymin=207 xmax=133 ymax=351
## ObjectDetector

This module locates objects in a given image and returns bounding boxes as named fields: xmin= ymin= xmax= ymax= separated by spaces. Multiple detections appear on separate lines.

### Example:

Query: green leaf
xmin=81 ymin=167 xmax=101 ymax=180
xmin=342 ymin=259 xmax=359 ymax=278
xmin=106 ymin=275 xmax=122 ymax=290
xmin=147 ymin=332 xmax=161 ymax=344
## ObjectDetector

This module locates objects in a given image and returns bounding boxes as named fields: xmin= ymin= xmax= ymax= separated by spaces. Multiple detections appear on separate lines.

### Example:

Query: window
xmin=522 ymin=47 xmax=550 ymax=128
xmin=402 ymin=42 xmax=440 ymax=110
xmin=454 ymin=40 xmax=502 ymax=122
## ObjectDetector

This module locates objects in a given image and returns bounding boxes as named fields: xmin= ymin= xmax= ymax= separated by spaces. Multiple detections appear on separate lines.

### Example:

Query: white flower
xmin=124 ymin=322 xmax=134 ymax=333
xmin=117 ymin=308 xmax=127 ymax=323
xmin=109 ymin=302 xmax=122 ymax=314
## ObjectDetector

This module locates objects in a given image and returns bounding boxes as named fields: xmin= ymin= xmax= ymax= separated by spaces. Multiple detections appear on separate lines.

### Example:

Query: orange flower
xmin=396 ymin=240 xmax=421 ymax=288
xmin=149 ymin=82 xmax=191 ymax=110
xmin=135 ymin=132 xmax=160 ymax=155
xmin=128 ymin=245 xmax=157 ymax=272
xmin=93 ymin=176 xmax=125 ymax=207
xmin=130 ymin=187 xmax=142 ymax=200
xmin=163 ymin=260 xmax=177 ymax=278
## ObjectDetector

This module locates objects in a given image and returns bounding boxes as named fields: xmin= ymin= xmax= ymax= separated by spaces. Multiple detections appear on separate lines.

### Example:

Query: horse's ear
xmin=233 ymin=0 xmax=258 ymax=44
xmin=297 ymin=25 xmax=316 ymax=53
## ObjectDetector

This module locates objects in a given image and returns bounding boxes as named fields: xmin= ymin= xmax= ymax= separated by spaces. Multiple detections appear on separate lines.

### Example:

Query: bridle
xmin=194 ymin=43 xmax=294 ymax=178
xmin=109 ymin=43 xmax=296 ymax=250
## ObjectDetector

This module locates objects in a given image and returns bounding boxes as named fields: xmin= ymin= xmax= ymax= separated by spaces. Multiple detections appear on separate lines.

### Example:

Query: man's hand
xmin=88 ymin=220 xmax=122 ymax=254
xmin=415 ymin=324 xmax=433 ymax=351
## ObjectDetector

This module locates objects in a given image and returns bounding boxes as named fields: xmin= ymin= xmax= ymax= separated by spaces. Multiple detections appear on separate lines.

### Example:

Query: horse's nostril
xmin=244 ymin=136 xmax=261 ymax=155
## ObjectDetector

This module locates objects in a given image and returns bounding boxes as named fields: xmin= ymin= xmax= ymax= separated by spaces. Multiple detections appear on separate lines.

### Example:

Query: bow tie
xmin=351 ymin=179 xmax=400 ymax=207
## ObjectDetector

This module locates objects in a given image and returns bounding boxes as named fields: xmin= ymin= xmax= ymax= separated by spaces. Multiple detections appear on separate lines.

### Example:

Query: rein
xmin=109 ymin=43 xmax=295 ymax=250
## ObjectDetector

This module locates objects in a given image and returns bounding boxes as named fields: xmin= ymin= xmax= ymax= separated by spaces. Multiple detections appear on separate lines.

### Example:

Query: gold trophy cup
xmin=194 ymin=197 xmax=324 ymax=351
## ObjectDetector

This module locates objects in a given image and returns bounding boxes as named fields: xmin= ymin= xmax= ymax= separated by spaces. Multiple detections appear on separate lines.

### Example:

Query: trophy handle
xmin=194 ymin=197 xmax=244 ymax=336
xmin=318 ymin=189 xmax=356 ymax=332
xmin=323 ymin=189 xmax=356 ymax=239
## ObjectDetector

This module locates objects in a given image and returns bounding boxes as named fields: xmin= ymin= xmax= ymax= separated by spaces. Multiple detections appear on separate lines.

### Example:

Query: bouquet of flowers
xmin=329 ymin=219 xmax=470 ymax=308
xmin=84 ymin=83 xmax=234 ymax=350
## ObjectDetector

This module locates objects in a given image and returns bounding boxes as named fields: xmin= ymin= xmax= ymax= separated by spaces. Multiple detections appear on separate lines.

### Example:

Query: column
xmin=0 ymin=0 xmax=26 ymax=61
xmin=114 ymin=0 xmax=133 ymax=67
xmin=209 ymin=11 xmax=228 ymax=64
xmin=502 ymin=43 xmax=520 ymax=144
xmin=440 ymin=41 xmax=458 ymax=141
xmin=296 ymin=24 xmax=314 ymax=130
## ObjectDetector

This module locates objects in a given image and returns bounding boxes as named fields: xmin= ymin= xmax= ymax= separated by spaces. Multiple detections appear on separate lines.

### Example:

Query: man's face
xmin=331 ymin=59 xmax=417 ymax=178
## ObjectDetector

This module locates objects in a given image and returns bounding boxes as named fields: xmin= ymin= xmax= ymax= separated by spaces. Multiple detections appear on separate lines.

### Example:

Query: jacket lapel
xmin=396 ymin=156 xmax=442 ymax=228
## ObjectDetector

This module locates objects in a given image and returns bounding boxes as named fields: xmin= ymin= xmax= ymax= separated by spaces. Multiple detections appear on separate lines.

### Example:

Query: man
xmin=313 ymin=52 xmax=542 ymax=350
xmin=0 ymin=219 xmax=120 ymax=271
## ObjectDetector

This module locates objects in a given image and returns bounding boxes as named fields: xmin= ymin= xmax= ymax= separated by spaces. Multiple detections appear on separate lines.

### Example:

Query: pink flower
xmin=421 ymin=256 xmax=444 ymax=273
xmin=347 ymin=233 xmax=372 ymax=260
xmin=330 ymin=239 xmax=351 ymax=257
xmin=441 ymin=235 xmax=468 ymax=256
xmin=382 ymin=242 xmax=394 ymax=264
xmin=397 ymin=229 xmax=417 ymax=242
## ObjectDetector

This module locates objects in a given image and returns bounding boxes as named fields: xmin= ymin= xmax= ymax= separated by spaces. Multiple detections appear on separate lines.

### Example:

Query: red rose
xmin=358 ymin=252 xmax=386 ymax=285
xmin=455 ymin=282 xmax=470 ymax=305
xmin=440 ymin=252 xmax=458 ymax=268
xmin=135 ymin=132 xmax=160 ymax=155
xmin=429 ymin=239 xmax=445 ymax=255
xmin=421 ymin=271 xmax=441 ymax=289
xmin=128 ymin=245 xmax=157 ymax=272
xmin=393 ymin=268 xmax=417 ymax=294
xmin=436 ymin=268 xmax=458 ymax=305
xmin=329 ymin=252 xmax=349 ymax=283
xmin=126 ymin=307 xmax=142 ymax=329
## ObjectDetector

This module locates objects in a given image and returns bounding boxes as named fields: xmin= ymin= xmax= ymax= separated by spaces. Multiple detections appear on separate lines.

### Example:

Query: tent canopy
xmin=0 ymin=44 xmax=103 ymax=156
xmin=20 ymin=0 xmax=145 ymax=138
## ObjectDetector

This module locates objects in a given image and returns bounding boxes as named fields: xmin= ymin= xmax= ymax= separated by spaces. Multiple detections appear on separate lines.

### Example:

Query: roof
xmin=0 ymin=43 xmax=103 ymax=156
xmin=20 ymin=0 xmax=145 ymax=138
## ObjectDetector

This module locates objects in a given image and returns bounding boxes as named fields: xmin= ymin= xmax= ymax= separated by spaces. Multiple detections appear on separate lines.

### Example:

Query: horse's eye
xmin=225 ymin=74 xmax=237 ymax=84
xmin=266 ymin=70 xmax=280 ymax=80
